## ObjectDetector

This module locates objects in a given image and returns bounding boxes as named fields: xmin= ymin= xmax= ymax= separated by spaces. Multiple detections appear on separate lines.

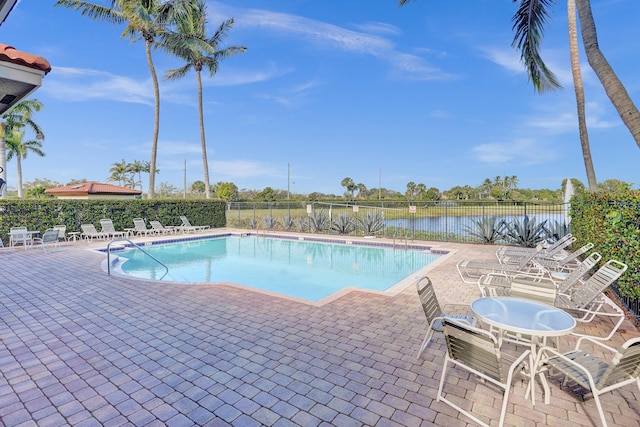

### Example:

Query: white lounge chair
xmin=100 ymin=219 xmax=128 ymax=238
xmin=179 ymin=215 xmax=210 ymax=233
xmin=149 ymin=220 xmax=177 ymax=235
xmin=457 ymin=245 xmax=544 ymax=284
xmin=80 ymin=224 xmax=108 ymax=241
xmin=132 ymin=218 xmax=157 ymax=236
xmin=496 ymin=233 xmax=576 ymax=262
xmin=556 ymin=259 xmax=628 ymax=341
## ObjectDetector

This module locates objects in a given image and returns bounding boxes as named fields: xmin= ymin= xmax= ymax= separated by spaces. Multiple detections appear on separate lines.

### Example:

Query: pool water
xmin=114 ymin=235 xmax=441 ymax=301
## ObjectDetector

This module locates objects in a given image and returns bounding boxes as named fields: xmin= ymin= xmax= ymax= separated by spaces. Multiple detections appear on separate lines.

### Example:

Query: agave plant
xmin=503 ymin=215 xmax=548 ymax=247
xmin=280 ymin=215 xmax=295 ymax=231
xmin=329 ymin=213 xmax=356 ymax=235
xmin=546 ymin=220 xmax=571 ymax=242
xmin=247 ymin=218 xmax=258 ymax=229
xmin=295 ymin=216 xmax=309 ymax=232
xmin=357 ymin=211 xmax=385 ymax=236
xmin=309 ymin=209 xmax=329 ymax=233
xmin=262 ymin=215 xmax=277 ymax=230
xmin=464 ymin=216 xmax=506 ymax=244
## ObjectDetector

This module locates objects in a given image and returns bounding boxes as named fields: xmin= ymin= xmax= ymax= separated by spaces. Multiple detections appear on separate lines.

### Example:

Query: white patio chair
xmin=415 ymin=276 xmax=476 ymax=358
xmin=438 ymin=318 xmax=531 ymax=427
xmin=33 ymin=228 xmax=61 ymax=252
xmin=537 ymin=336 xmax=640 ymax=427
xmin=9 ymin=227 xmax=32 ymax=250
xmin=53 ymin=225 xmax=67 ymax=242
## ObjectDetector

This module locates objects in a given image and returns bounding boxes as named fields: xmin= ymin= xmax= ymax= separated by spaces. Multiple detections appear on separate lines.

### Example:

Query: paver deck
xmin=1 ymin=230 xmax=639 ymax=426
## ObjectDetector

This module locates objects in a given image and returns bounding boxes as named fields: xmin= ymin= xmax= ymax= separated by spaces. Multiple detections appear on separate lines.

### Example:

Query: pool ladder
xmin=392 ymin=229 xmax=412 ymax=250
xmin=106 ymin=238 xmax=169 ymax=280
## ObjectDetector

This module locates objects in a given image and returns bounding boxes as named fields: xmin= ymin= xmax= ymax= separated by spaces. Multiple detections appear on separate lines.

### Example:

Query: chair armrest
xmin=574 ymin=335 xmax=617 ymax=354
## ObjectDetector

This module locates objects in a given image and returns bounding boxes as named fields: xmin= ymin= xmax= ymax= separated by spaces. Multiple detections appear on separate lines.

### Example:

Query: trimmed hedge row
xmin=570 ymin=190 xmax=640 ymax=298
xmin=0 ymin=199 xmax=226 ymax=245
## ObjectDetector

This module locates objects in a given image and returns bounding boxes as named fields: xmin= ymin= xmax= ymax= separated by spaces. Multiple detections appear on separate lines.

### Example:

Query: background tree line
xmin=11 ymin=174 xmax=634 ymax=203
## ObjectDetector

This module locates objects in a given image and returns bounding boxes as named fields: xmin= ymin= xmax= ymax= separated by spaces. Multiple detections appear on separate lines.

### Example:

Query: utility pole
xmin=183 ymin=159 xmax=186 ymax=199
xmin=287 ymin=163 xmax=290 ymax=200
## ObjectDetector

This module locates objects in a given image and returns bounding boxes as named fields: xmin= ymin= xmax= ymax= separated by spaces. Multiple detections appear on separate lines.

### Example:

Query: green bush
xmin=570 ymin=190 xmax=640 ymax=298
xmin=0 ymin=199 xmax=226 ymax=245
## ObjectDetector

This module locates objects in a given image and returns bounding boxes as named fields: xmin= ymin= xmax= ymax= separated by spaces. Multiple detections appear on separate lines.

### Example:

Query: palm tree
xmin=6 ymin=129 xmax=45 ymax=198
xmin=511 ymin=0 xmax=640 ymax=147
xmin=1 ymin=99 xmax=44 ymax=198
xmin=163 ymin=1 xmax=246 ymax=199
xmin=129 ymin=159 xmax=150 ymax=190
xmin=399 ymin=0 xmax=640 ymax=149
xmin=568 ymin=0 xmax=597 ymax=191
xmin=54 ymin=0 xmax=192 ymax=198
xmin=108 ymin=159 xmax=131 ymax=187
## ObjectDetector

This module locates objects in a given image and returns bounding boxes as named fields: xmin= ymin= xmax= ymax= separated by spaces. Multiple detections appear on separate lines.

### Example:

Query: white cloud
xmin=351 ymin=21 xmax=402 ymax=36
xmin=210 ymin=2 xmax=455 ymax=81
xmin=473 ymin=139 xmax=556 ymax=165
xmin=43 ymin=66 xmax=154 ymax=105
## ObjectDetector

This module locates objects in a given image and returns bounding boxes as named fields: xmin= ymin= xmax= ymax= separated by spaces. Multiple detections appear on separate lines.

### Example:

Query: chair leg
xmin=417 ymin=329 xmax=434 ymax=358
xmin=591 ymin=393 xmax=609 ymax=427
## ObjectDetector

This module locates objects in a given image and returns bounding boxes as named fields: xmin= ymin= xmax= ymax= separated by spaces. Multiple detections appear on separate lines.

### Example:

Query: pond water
xmin=384 ymin=213 xmax=567 ymax=237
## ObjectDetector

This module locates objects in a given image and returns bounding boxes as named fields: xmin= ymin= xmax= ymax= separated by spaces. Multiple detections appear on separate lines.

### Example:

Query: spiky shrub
xmin=248 ymin=218 xmax=258 ymax=229
xmin=262 ymin=215 xmax=277 ymax=230
xmin=329 ymin=213 xmax=356 ymax=235
xmin=280 ymin=216 xmax=295 ymax=231
xmin=357 ymin=211 xmax=385 ymax=236
xmin=309 ymin=209 xmax=329 ymax=233
xmin=464 ymin=216 xmax=507 ymax=244
xmin=503 ymin=215 xmax=548 ymax=247
xmin=295 ymin=216 xmax=309 ymax=232
xmin=546 ymin=220 xmax=571 ymax=242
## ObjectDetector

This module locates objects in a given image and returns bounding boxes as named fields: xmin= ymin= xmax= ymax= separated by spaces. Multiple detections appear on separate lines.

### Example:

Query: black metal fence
xmin=226 ymin=200 xmax=568 ymax=244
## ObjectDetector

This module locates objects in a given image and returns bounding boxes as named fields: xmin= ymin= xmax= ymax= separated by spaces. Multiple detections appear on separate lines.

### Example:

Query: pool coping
xmin=95 ymin=229 xmax=457 ymax=307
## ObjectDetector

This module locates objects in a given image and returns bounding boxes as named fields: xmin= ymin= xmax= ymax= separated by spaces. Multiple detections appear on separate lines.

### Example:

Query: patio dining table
xmin=471 ymin=296 xmax=576 ymax=405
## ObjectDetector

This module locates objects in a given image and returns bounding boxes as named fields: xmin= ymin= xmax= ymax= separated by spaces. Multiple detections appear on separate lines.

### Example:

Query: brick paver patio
xmin=1 ymin=231 xmax=639 ymax=426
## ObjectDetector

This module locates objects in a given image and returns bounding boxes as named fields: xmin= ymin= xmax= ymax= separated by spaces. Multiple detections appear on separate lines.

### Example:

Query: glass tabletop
xmin=471 ymin=296 xmax=576 ymax=336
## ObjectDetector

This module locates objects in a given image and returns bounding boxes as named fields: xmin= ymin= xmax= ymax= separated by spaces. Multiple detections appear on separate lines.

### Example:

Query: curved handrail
xmin=106 ymin=238 xmax=169 ymax=280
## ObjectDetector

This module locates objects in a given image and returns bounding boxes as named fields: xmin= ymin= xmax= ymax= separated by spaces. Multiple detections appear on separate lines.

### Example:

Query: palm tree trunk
xmin=146 ymin=40 xmax=160 ymax=198
xmin=568 ymin=0 xmax=598 ymax=190
xmin=197 ymin=69 xmax=211 ymax=199
xmin=0 ymin=123 xmax=6 ymax=199
xmin=16 ymin=156 xmax=23 ymax=198
xmin=575 ymin=0 xmax=640 ymax=148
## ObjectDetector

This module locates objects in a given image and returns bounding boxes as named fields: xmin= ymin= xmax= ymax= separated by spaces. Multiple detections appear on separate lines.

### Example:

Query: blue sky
xmin=1 ymin=0 xmax=639 ymax=195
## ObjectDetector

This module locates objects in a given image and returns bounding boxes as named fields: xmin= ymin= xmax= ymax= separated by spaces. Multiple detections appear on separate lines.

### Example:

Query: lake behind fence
xmin=226 ymin=201 xmax=569 ymax=243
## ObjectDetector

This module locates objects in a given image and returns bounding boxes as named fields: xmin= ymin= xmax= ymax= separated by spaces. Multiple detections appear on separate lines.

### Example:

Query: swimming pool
xmin=109 ymin=234 xmax=445 ymax=302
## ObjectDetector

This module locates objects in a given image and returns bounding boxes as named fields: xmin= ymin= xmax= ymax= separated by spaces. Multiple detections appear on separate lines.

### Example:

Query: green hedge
xmin=0 ymin=199 xmax=226 ymax=245
xmin=570 ymin=190 xmax=640 ymax=298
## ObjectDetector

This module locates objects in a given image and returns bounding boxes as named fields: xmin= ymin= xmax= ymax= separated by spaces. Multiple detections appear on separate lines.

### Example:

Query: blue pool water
xmin=113 ymin=235 xmax=441 ymax=301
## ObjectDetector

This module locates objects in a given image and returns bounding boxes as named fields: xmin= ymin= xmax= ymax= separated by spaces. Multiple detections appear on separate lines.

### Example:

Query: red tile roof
xmin=45 ymin=182 xmax=143 ymax=196
xmin=0 ymin=43 xmax=51 ymax=74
